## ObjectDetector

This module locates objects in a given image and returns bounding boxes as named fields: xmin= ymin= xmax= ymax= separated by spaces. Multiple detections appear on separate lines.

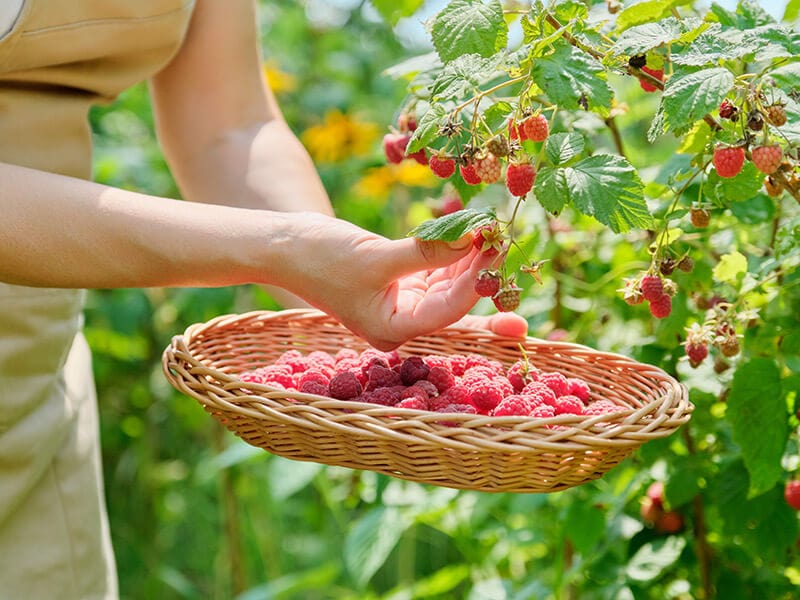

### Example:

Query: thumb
xmin=390 ymin=234 xmax=474 ymax=274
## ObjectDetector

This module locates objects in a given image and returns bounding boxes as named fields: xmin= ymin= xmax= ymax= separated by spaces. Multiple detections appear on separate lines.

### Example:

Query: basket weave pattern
xmin=162 ymin=309 xmax=692 ymax=493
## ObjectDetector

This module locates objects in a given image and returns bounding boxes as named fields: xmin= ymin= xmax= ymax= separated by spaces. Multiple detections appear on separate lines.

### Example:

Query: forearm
xmin=0 ymin=162 xmax=290 ymax=289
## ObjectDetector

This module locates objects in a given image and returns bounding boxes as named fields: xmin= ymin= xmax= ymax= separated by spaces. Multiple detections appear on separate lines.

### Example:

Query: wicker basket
xmin=162 ymin=309 xmax=692 ymax=493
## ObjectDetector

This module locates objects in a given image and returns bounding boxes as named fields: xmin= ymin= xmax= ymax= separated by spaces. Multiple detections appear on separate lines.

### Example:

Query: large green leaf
xmin=612 ymin=17 xmax=704 ymax=56
xmin=344 ymin=507 xmax=408 ymax=588
xmin=615 ymin=0 xmax=675 ymax=32
xmin=545 ymin=132 xmax=585 ymax=166
xmin=534 ymin=166 xmax=570 ymax=214
xmin=656 ymin=66 xmax=734 ymax=137
xmin=407 ymin=104 xmax=446 ymax=153
xmin=408 ymin=207 xmax=496 ymax=241
xmin=430 ymin=0 xmax=507 ymax=63
xmin=430 ymin=53 xmax=501 ymax=101
xmin=626 ymin=537 xmax=687 ymax=582
xmin=727 ymin=358 xmax=788 ymax=497
xmin=532 ymin=43 xmax=613 ymax=115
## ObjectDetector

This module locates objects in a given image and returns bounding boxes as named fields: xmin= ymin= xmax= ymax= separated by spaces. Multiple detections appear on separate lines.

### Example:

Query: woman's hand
xmin=270 ymin=212 xmax=501 ymax=350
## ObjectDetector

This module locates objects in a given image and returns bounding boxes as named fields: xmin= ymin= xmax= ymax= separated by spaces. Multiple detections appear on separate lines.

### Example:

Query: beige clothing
xmin=0 ymin=1 xmax=195 ymax=598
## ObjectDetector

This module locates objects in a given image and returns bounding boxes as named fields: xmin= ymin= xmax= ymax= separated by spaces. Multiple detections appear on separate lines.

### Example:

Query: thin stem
xmin=681 ymin=427 xmax=713 ymax=599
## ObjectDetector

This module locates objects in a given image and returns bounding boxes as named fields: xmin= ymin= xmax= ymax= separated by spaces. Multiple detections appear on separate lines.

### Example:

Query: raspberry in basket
xmin=361 ymin=387 xmax=400 ymax=406
xmin=530 ymin=404 xmax=556 ymax=418
xmin=468 ymin=379 xmax=506 ymax=413
xmin=328 ymin=371 xmax=363 ymax=400
xmin=400 ymin=356 xmax=430 ymax=385
xmin=538 ymin=372 xmax=570 ymax=397
xmin=491 ymin=395 xmax=534 ymax=417
xmin=555 ymin=395 xmax=584 ymax=415
xmin=521 ymin=381 xmax=557 ymax=406
xmin=427 ymin=365 xmax=455 ymax=393
xmin=396 ymin=397 xmax=428 ymax=411
xmin=583 ymin=400 xmax=624 ymax=416
xmin=365 ymin=364 xmax=402 ymax=391
xmin=566 ymin=378 xmax=591 ymax=403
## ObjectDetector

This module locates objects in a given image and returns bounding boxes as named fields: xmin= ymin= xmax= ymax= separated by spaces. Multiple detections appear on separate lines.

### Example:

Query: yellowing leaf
xmin=713 ymin=251 xmax=748 ymax=284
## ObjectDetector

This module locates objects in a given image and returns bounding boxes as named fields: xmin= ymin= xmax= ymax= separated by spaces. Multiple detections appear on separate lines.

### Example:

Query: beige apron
xmin=0 ymin=1 xmax=194 ymax=598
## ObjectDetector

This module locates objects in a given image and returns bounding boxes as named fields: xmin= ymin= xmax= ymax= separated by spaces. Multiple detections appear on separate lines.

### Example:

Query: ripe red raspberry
xmin=492 ymin=286 xmax=521 ymax=312
xmin=521 ymin=382 xmax=557 ymax=406
xmin=435 ymin=403 xmax=477 ymax=415
xmin=429 ymin=153 xmax=456 ymax=178
xmin=583 ymin=400 xmax=624 ymax=416
xmin=555 ymin=395 xmax=584 ymax=415
xmin=474 ymin=269 xmax=502 ymax=298
xmin=426 ymin=365 xmax=455 ymax=393
xmin=751 ymin=144 xmax=782 ymax=174
xmin=766 ymin=104 xmax=787 ymax=127
xmin=433 ymin=194 xmax=464 ymax=217
xmin=296 ymin=369 xmax=331 ymax=390
xmin=523 ymin=114 xmax=549 ymax=142
xmin=713 ymin=145 xmax=745 ymax=178
xmin=530 ymin=404 xmax=556 ymax=418
xmin=474 ymin=153 xmax=502 ymax=183
xmin=690 ymin=207 xmax=710 ymax=228
xmin=538 ymin=372 xmax=570 ymax=397
xmin=365 ymin=364 xmax=402 ymax=391
xmin=649 ymin=294 xmax=672 ymax=319
xmin=505 ymin=162 xmax=536 ymax=197
xmin=491 ymin=395 xmax=534 ymax=417
xmin=639 ymin=66 xmax=664 ymax=92
xmin=307 ymin=350 xmax=336 ymax=369
xmin=383 ymin=133 xmax=410 ymax=164
xmin=254 ymin=365 xmax=295 ymax=388
xmin=335 ymin=348 xmax=359 ymax=363
xmin=397 ymin=113 xmax=417 ymax=133
xmin=361 ymin=387 xmax=401 ymax=406
xmin=469 ymin=379 xmax=507 ymax=413
xmin=640 ymin=275 xmax=664 ymax=302
xmin=655 ymin=511 xmax=684 ymax=534
xmin=507 ymin=360 xmax=539 ymax=393
xmin=566 ymin=378 xmax=591 ymax=403
xmin=412 ymin=379 xmax=439 ymax=399
xmin=299 ymin=380 xmax=329 ymax=396
xmin=430 ymin=384 xmax=471 ymax=410
xmin=396 ymin=397 xmax=428 ymax=411
xmin=328 ymin=371 xmax=363 ymax=400
xmin=785 ymin=481 xmax=800 ymax=510
xmin=718 ymin=99 xmax=737 ymax=119
xmin=460 ymin=162 xmax=482 ymax=185
xmin=407 ymin=147 xmax=428 ymax=165
xmin=685 ymin=342 xmax=708 ymax=368
xmin=400 ymin=384 xmax=430 ymax=402
xmin=399 ymin=356 xmax=430 ymax=386
xmin=276 ymin=350 xmax=309 ymax=373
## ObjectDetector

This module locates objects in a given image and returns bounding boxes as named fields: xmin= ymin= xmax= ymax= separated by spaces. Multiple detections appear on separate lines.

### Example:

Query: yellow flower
xmin=262 ymin=60 xmax=297 ymax=94
xmin=354 ymin=162 xmax=437 ymax=200
xmin=301 ymin=110 xmax=379 ymax=163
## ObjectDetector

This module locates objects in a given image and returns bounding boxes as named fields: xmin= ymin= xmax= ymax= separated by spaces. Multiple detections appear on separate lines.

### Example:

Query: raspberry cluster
xmin=239 ymin=349 xmax=626 ymax=420
xmin=681 ymin=305 xmax=743 ymax=369
xmin=619 ymin=273 xmax=676 ymax=319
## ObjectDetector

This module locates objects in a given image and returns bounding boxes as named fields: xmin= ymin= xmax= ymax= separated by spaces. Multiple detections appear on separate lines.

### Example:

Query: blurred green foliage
xmin=87 ymin=1 xmax=800 ymax=599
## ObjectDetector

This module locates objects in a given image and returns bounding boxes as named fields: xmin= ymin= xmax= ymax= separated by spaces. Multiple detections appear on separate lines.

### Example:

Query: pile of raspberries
xmin=238 ymin=348 xmax=624 ymax=419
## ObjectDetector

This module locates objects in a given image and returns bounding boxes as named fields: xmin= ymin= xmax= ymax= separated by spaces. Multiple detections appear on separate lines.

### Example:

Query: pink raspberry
xmin=538 ymin=372 xmax=570 ymax=397
xmin=583 ymin=400 xmax=624 ymax=416
xmin=447 ymin=354 xmax=468 ymax=376
xmin=640 ymin=275 xmax=664 ymax=302
xmin=566 ymin=378 xmax=591 ymax=403
xmin=365 ymin=364 xmax=402 ymax=391
xmin=307 ymin=350 xmax=336 ymax=370
xmin=507 ymin=360 xmax=539 ymax=393
xmin=521 ymin=382 xmax=557 ymax=406
xmin=530 ymin=404 xmax=556 ymax=418
xmin=522 ymin=114 xmax=549 ymax=142
xmin=255 ymin=365 xmax=295 ymax=388
xmin=751 ymin=144 xmax=782 ymax=174
xmin=649 ymin=294 xmax=672 ymax=319
xmin=430 ymin=384 xmax=471 ymax=411
xmin=427 ymin=365 xmax=455 ymax=393
xmin=361 ymin=387 xmax=401 ymax=406
xmin=299 ymin=380 xmax=329 ymax=396
xmin=473 ymin=153 xmax=502 ymax=184
xmin=555 ymin=395 xmax=584 ymax=415
xmin=275 ymin=350 xmax=309 ymax=374
xmin=396 ymin=397 xmax=428 ymax=411
xmin=295 ymin=369 xmax=331 ymax=390
xmin=335 ymin=348 xmax=359 ymax=362
xmin=460 ymin=162 xmax=482 ymax=185
xmin=399 ymin=356 xmax=430 ymax=386
xmin=422 ymin=354 xmax=450 ymax=371
xmin=400 ymin=385 xmax=430 ymax=403
xmin=491 ymin=395 xmax=534 ymax=416
xmin=468 ymin=379 xmax=507 ymax=413
xmin=713 ymin=145 xmax=745 ymax=178
xmin=328 ymin=371 xmax=363 ymax=400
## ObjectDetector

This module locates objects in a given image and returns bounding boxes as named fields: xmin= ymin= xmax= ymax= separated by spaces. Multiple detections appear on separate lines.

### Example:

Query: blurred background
xmin=88 ymin=1 xmax=799 ymax=598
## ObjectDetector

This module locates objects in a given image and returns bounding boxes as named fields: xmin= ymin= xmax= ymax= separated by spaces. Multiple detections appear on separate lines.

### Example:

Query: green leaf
xmin=430 ymin=0 xmax=507 ymax=64
xmin=430 ymin=53 xmax=500 ymax=101
xmin=533 ymin=166 xmax=570 ymax=214
xmin=564 ymin=502 xmax=605 ymax=554
xmin=727 ymin=358 xmax=788 ymax=497
xmin=615 ymin=0 xmax=674 ymax=32
xmin=626 ymin=537 xmax=687 ymax=582
xmin=268 ymin=457 xmax=323 ymax=501
xmin=408 ymin=207 xmax=496 ymax=241
xmin=767 ymin=62 xmax=800 ymax=90
xmin=483 ymin=101 xmax=513 ymax=132
xmin=730 ymin=194 xmax=776 ymax=224
xmin=407 ymin=104 xmax=446 ymax=153
xmin=532 ymin=43 xmax=613 ymax=115
xmin=545 ymin=132 xmax=585 ymax=165
xmin=714 ymin=162 xmax=764 ymax=203
xmin=344 ymin=507 xmax=407 ymax=588
xmin=564 ymin=155 xmax=652 ymax=233
xmin=657 ymin=67 xmax=734 ymax=137
xmin=612 ymin=17 xmax=703 ymax=56
xmin=786 ymin=0 xmax=800 ymax=22
xmin=712 ymin=251 xmax=747 ymax=284
xmin=370 ymin=0 xmax=424 ymax=26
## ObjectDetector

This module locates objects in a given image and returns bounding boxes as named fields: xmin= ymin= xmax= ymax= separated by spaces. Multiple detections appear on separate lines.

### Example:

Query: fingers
xmin=454 ymin=313 xmax=529 ymax=337
xmin=386 ymin=234 xmax=474 ymax=276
